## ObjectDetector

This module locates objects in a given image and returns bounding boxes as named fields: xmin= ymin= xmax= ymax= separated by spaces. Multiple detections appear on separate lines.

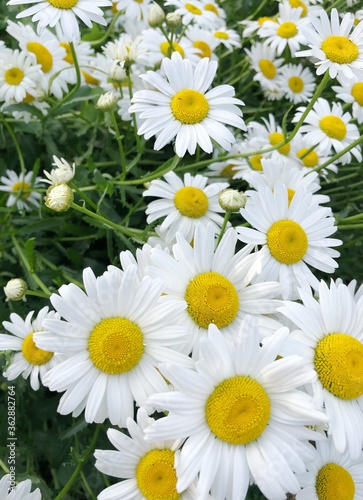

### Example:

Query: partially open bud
xmin=43 ymin=156 xmax=75 ymax=185
xmin=45 ymin=183 xmax=73 ymax=212
xmin=4 ymin=278 xmax=28 ymax=302
xmin=165 ymin=12 xmax=182 ymax=28
xmin=97 ymin=91 xmax=118 ymax=111
xmin=148 ymin=3 xmax=166 ymax=27
xmin=219 ymin=188 xmax=247 ymax=212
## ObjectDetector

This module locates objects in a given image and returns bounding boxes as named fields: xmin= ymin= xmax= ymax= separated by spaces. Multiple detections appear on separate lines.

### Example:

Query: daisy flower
xmin=201 ymin=0 xmax=226 ymax=25
xmin=332 ymin=76 xmax=363 ymax=124
xmin=296 ymin=437 xmax=363 ymax=500
xmin=258 ymin=2 xmax=308 ymax=56
xmin=0 ymin=170 xmax=42 ymax=212
xmin=0 ymin=49 xmax=41 ymax=103
xmin=147 ymin=224 xmax=282 ymax=357
xmin=296 ymin=8 xmax=363 ymax=80
xmin=139 ymin=28 xmax=198 ymax=67
xmin=239 ymin=16 xmax=278 ymax=38
xmin=291 ymin=133 xmax=338 ymax=176
xmin=129 ymin=52 xmax=246 ymax=157
xmin=293 ymin=97 xmax=362 ymax=164
xmin=212 ymin=27 xmax=241 ymax=50
xmin=42 ymin=155 xmax=75 ymax=185
xmin=279 ymin=279 xmax=363 ymax=459
xmin=245 ymin=42 xmax=285 ymax=91
xmin=143 ymin=171 xmax=229 ymax=244
xmin=164 ymin=0 xmax=218 ymax=28
xmin=34 ymin=265 xmax=193 ymax=426
xmin=94 ymin=407 xmax=199 ymax=499
xmin=0 ymin=307 xmax=60 ymax=391
xmin=185 ymin=26 xmax=219 ymax=60
xmin=6 ymin=0 xmax=113 ymax=42
xmin=279 ymin=63 xmax=316 ymax=104
xmin=114 ymin=0 xmax=153 ymax=21
xmin=145 ymin=319 xmax=327 ymax=499
xmin=0 ymin=474 xmax=41 ymax=500
xmin=237 ymin=183 xmax=342 ymax=300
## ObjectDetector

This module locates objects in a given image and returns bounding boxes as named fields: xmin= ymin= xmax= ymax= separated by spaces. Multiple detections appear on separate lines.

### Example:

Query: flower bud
xmin=165 ymin=12 xmax=182 ymax=28
xmin=109 ymin=62 xmax=127 ymax=82
xmin=97 ymin=91 xmax=118 ymax=111
xmin=4 ymin=278 xmax=28 ymax=302
xmin=219 ymin=188 xmax=247 ymax=212
xmin=45 ymin=183 xmax=74 ymax=212
xmin=148 ymin=3 xmax=166 ymax=27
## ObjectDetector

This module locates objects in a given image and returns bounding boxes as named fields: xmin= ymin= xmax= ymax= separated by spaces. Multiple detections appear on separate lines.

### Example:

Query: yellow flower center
xmin=81 ymin=70 xmax=100 ymax=85
xmin=316 ymin=463 xmax=355 ymax=500
xmin=206 ymin=375 xmax=270 ymax=444
xmin=185 ymin=2 xmax=202 ymax=15
xmin=267 ymin=219 xmax=308 ymax=264
xmin=321 ymin=36 xmax=359 ymax=64
xmin=160 ymin=41 xmax=185 ymax=58
xmin=12 ymin=181 xmax=31 ymax=198
xmin=214 ymin=31 xmax=229 ymax=40
xmin=249 ymin=154 xmax=263 ymax=171
xmin=174 ymin=186 xmax=209 ymax=218
xmin=135 ymin=0 xmax=144 ymax=3
xmin=287 ymin=188 xmax=295 ymax=206
xmin=319 ymin=115 xmax=347 ymax=141
xmin=5 ymin=67 xmax=24 ymax=85
xmin=297 ymin=147 xmax=319 ymax=167
xmin=220 ymin=163 xmax=236 ymax=176
xmin=269 ymin=132 xmax=290 ymax=155
xmin=88 ymin=317 xmax=144 ymax=374
xmin=22 ymin=333 xmax=53 ymax=365
xmin=171 ymin=89 xmax=209 ymax=124
xmin=23 ymin=92 xmax=35 ymax=103
xmin=288 ymin=76 xmax=304 ymax=93
xmin=27 ymin=42 xmax=53 ymax=73
xmin=351 ymin=82 xmax=363 ymax=106
xmin=185 ymin=271 xmax=239 ymax=329
xmin=60 ymin=42 xmax=73 ymax=64
xmin=258 ymin=59 xmax=276 ymax=79
xmin=136 ymin=449 xmax=180 ymax=500
xmin=193 ymin=40 xmax=212 ymax=58
xmin=277 ymin=22 xmax=298 ymax=38
xmin=289 ymin=0 xmax=307 ymax=17
xmin=314 ymin=333 xmax=363 ymax=400
xmin=48 ymin=0 xmax=78 ymax=8
xmin=258 ymin=16 xmax=277 ymax=25
xmin=204 ymin=3 xmax=218 ymax=15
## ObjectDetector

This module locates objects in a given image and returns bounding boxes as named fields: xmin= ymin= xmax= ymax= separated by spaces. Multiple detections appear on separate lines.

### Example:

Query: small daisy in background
xmin=296 ymin=437 xmax=363 ymax=499
xmin=94 ymin=407 xmax=199 ymax=499
xmin=0 ymin=49 xmax=41 ymax=103
xmin=0 ymin=306 xmax=60 ymax=391
xmin=212 ymin=26 xmax=241 ymax=50
xmin=145 ymin=319 xmax=327 ymax=499
xmin=165 ymin=0 xmax=219 ymax=28
xmin=0 ymin=474 xmax=41 ymax=500
xmin=279 ymin=63 xmax=316 ymax=103
xmin=0 ymin=170 xmax=42 ymax=212
xmin=143 ymin=171 xmax=229 ymax=244
xmin=244 ymin=42 xmax=285 ymax=92
xmin=290 ymin=133 xmax=338 ymax=176
xmin=185 ymin=26 xmax=219 ymax=61
xmin=6 ymin=0 xmax=113 ymax=42
xmin=333 ymin=76 xmax=363 ymax=124
xmin=114 ymin=0 xmax=153 ymax=21
xmin=129 ymin=52 xmax=246 ymax=157
xmin=296 ymin=8 xmax=363 ymax=80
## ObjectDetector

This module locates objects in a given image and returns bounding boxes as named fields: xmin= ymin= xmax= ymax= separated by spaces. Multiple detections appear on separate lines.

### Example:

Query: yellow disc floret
xmin=185 ymin=271 xmax=239 ymax=329
xmin=315 ymin=463 xmax=355 ymax=500
xmin=269 ymin=132 xmax=290 ymax=155
xmin=321 ymin=36 xmax=359 ymax=64
xmin=289 ymin=0 xmax=307 ymax=17
xmin=206 ymin=375 xmax=270 ymax=444
xmin=297 ymin=147 xmax=319 ymax=167
xmin=287 ymin=188 xmax=295 ymax=206
xmin=27 ymin=42 xmax=53 ymax=73
xmin=5 ymin=67 xmax=24 ymax=85
xmin=319 ymin=115 xmax=347 ymax=141
xmin=288 ymin=76 xmax=304 ymax=93
xmin=88 ymin=317 xmax=144 ymax=374
xmin=22 ymin=333 xmax=53 ymax=365
xmin=204 ymin=3 xmax=218 ymax=15
xmin=277 ymin=22 xmax=298 ymax=38
xmin=351 ymin=82 xmax=363 ymax=106
xmin=171 ymin=89 xmax=209 ymax=124
xmin=174 ymin=186 xmax=209 ymax=218
xmin=314 ymin=333 xmax=363 ymax=400
xmin=214 ymin=31 xmax=229 ymax=40
xmin=193 ymin=41 xmax=212 ymax=58
xmin=48 ymin=0 xmax=78 ymax=8
xmin=249 ymin=155 xmax=264 ymax=171
xmin=185 ymin=3 xmax=202 ymax=15
xmin=160 ymin=41 xmax=185 ymax=58
xmin=136 ymin=449 xmax=180 ymax=500
xmin=259 ymin=59 xmax=276 ymax=79
xmin=267 ymin=219 xmax=308 ymax=264
xmin=60 ymin=42 xmax=74 ymax=64
xmin=12 ymin=181 xmax=31 ymax=198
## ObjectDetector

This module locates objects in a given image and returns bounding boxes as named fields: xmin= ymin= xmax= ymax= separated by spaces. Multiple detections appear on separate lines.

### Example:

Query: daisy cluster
xmin=0 ymin=0 xmax=363 ymax=499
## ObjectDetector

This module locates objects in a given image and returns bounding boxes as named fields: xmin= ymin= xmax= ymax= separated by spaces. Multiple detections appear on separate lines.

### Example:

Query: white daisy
xmin=244 ymin=42 xmax=285 ymax=91
xmin=296 ymin=8 xmax=363 ymax=80
xmin=42 ymin=155 xmax=75 ymax=185
xmin=278 ymin=279 xmax=363 ymax=459
xmin=0 ymin=474 xmax=41 ymax=500
xmin=201 ymin=0 xmax=226 ymax=25
xmin=143 ymin=171 xmax=229 ymax=244
xmin=94 ymin=407 xmax=199 ymax=499
xmin=0 ymin=49 xmax=41 ymax=103
xmin=1 ymin=92 xmax=50 ymax=123
xmin=290 ymin=133 xmax=338 ymax=176
xmin=0 ymin=170 xmax=42 ymax=212
xmin=239 ymin=15 xmax=278 ymax=38
xmin=0 ymin=307 xmax=60 ymax=391
xmin=296 ymin=437 xmax=363 ymax=500
xmin=147 ymin=224 xmax=282 ymax=357
xmin=237 ymin=183 xmax=342 ymax=300
xmin=129 ymin=52 xmax=246 ymax=157
xmin=279 ymin=62 xmax=316 ymax=103
xmin=103 ymin=33 xmax=148 ymax=69
xmin=7 ymin=0 xmax=112 ymax=42
xmin=145 ymin=319 xmax=327 ymax=499
xmin=293 ymin=97 xmax=362 ymax=164
xmin=333 ymin=75 xmax=363 ymax=124
xmin=139 ymin=28 xmax=198 ymax=67
xmin=164 ymin=0 xmax=219 ymax=28
xmin=185 ymin=26 xmax=219 ymax=60
xmin=34 ymin=265 xmax=193 ymax=426
xmin=258 ymin=2 xmax=308 ymax=56
xmin=114 ymin=0 xmax=153 ymax=22
xmin=212 ymin=27 xmax=241 ymax=50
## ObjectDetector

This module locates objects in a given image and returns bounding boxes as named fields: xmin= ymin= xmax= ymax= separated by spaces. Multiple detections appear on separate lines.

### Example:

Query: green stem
xmin=53 ymin=425 xmax=101 ymax=500
xmin=25 ymin=290 xmax=51 ymax=299
xmin=109 ymin=111 xmax=127 ymax=180
xmin=127 ymin=71 xmax=142 ymax=154
xmin=69 ymin=181 xmax=98 ymax=211
xmin=337 ymin=223 xmax=363 ymax=229
xmin=115 ymin=154 xmax=180 ymax=185
xmin=1 ymin=118 xmax=26 ymax=174
xmin=216 ymin=211 xmax=231 ymax=245
xmin=312 ymin=133 xmax=363 ymax=174
xmin=88 ymin=10 xmax=123 ymax=47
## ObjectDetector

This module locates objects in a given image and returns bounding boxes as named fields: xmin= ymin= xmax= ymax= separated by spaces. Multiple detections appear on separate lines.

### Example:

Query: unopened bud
xmin=109 ymin=63 xmax=127 ymax=82
xmin=97 ymin=91 xmax=118 ymax=111
xmin=45 ymin=183 xmax=73 ymax=212
xmin=148 ymin=3 xmax=166 ymax=27
xmin=219 ymin=188 xmax=247 ymax=212
xmin=4 ymin=278 xmax=28 ymax=302
xmin=165 ymin=12 xmax=182 ymax=28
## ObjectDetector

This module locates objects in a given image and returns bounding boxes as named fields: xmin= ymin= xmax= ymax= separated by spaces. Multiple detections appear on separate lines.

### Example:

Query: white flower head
xmin=0 ymin=169 xmax=42 ymax=212
xmin=43 ymin=155 xmax=75 ymax=185
xmin=0 ymin=474 xmax=41 ymax=500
